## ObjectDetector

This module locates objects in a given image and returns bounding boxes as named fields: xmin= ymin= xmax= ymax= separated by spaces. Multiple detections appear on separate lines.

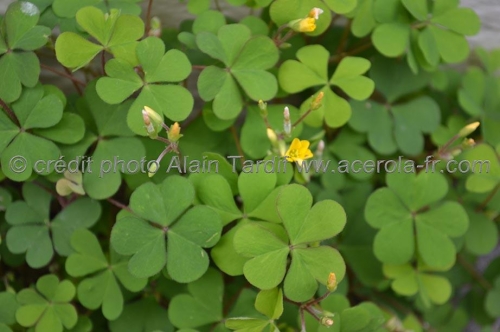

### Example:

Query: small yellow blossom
xmin=327 ymin=272 xmax=337 ymax=291
xmin=168 ymin=122 xmax=182 ymax=142
xmin=142 ymin=106 xmax=163 ymax=139
xmin=298 ymin=17 xmax=316 ymax=32
xmin=285 ymin=138 xmax=313 ymax=163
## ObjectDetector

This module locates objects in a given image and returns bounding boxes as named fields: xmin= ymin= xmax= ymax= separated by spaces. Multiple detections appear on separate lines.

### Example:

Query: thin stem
xmin=230 ymin=126 xmax=246 ymax=164
xmin=0 ymin=98 xmax=20 ymax=127
xmin=33 ymin=180 xmax=67 ymax=207
xmin=300 ymin=309 xmax=306 ymax=332
xmin=145 ymin=0 xmax=154 ymax=33
xmin=41 ymin=64 xmax=86 ymax=86
xmin=161 ymin=123 xmax=170 ymax=131
xmin=438 ymin=134 xmax=460 ymax=156
xmin=305 ymin=291 xmax=331 ymax=307
xmin=156 ymin=146 xmax=171 ymax=165
xmin=192 ymin=65 xmax=206 ymax=70
xmin=275 ymin=29 xmax=295 ymax=47
xmin=101 ymin=51 xmax=106 ymax=75
xmin=457 ymin=254 xmax=492 ymax=290
xmin=62 ymin=67 xmax=84 ymax=96
xmin=292 ymin=108 xmax=312 ymax=127
xmin=476 ymin=184 xmax=500 ymax=212
xmin=335 ymin=20 xmax=352 ymax=55
xmin=156 ymin=136 xmax=171 ymax=145
xmin=107 ymin=198 xmax=134 ymax=213
xmin=330 ymin=41 xmax=373 ymax=63
xmin=214 ymin=0 xmax=222 ymax=12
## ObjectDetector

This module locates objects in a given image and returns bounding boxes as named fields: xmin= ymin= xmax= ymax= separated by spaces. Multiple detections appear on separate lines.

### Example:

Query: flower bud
xmin=283 ymin=107 xmax=291 ymax=135
xmin=148 ymin=162 xmax=158 ymax=178
xmin=288 ymin=17 xmax=316 ymax=33
xmin=320 ymin=317 xmax=334 ymax=327
xmin=316 ymin=140 xmax=325 ymax=157
xmin=462 ymin=138 xmax=475 ymax=148
xmin=327 ymin=272 xmax=337 ymax=291
xmin=168 ymin=122 xmax=183 ymax=142
xmin=258 ymin=100 xmax=268 ymax=117
xmin=310 ymin=91 xmax=324 ymax=110
xmin=142 ymin=106 xmax=163 ymax=139
xmin=308 ymin=7 xmax=324 ymax=20
xmin=458 ymin=121 xmax=480 ymax=138
xmin=148 ymin=16 xmax=162 ymax=37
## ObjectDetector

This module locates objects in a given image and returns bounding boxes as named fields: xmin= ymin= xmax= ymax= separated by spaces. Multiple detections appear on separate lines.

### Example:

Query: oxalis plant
xmin=0 ymin=0 xmax=499 ymax=331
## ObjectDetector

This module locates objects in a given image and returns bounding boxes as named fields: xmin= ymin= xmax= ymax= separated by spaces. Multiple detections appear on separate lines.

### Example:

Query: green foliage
xmin=0 ymin=0 xmax=498 ymax=331
xmin=196 ymin=24 xmax=279 ymax=120
xmin=111 ymin=176 xmax=222 ymax=280
xmin=6 ymin=182 xmax=101 ymax=268
xmin=16 ymin=274 xmax=78 ymax=332
xmin=0 ymin=2 xmax=50 ymax=103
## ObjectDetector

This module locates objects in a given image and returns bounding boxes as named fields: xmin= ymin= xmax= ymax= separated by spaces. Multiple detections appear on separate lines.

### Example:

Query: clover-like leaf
xmin=74 ymin=82 xmax=146 ymax=199
xmin=0 ymin=292 xmax=19 ymax=332
xmin=383 ymin=264 xmax=452 ymax=307
xmin=457 ymin=66 xmax=500 ymax=146
xmin=66 ymin=229 xmax=148 ymax=320
xmin=5 ymin=183 xmax=101 ymax=268
xmin=0 ymin=84 xmax=69 ymax=181
xmin=349 ymin=57 xmax=438 ymax=156
xmin=52 ymin=0 xmax=142 ymax=18
xmin=109 ymin=298 xmax=174 ymax=332
xmin=371 ymin=0 xmax=480 ymax=72
xmin=55 ymin=6 xmax=144 ymax=70
xmin=196 ymin=169 xmax=284 ymax=276
xmin=196 ymin=24 xmax=279 ymax=120
xmin=16 ymin=275 xmax=78 ymax=332
xmin=365 ymin=172 xmax=469 ymax=270
xmin=110 ymin=176 xmax=222 ymax=281
xmin=0 ymin=1 xmax=51 ymax=103
xmin=462 ymin=144 xmax=500 ymax=194
xmin=168 ymin=268 xmax=224 ymax=328
xmin=234 ymin=184 xmax=346 ymax=302
xmin=486 ymin=277 xmax=500 ymax=318
xmin=279 ymin=45 xmax=374 ymax=128
xmin=95 ymin=37 xmax=193 ymax=135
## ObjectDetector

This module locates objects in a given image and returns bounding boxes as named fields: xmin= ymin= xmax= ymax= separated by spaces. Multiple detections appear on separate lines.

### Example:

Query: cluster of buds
xmin=142 ymin=106 xmax=163 ymax=139
xmin=289 ymin=7 xmax=324 ymax=33
xmin=141 ymin=106 xmax=183 ymax=177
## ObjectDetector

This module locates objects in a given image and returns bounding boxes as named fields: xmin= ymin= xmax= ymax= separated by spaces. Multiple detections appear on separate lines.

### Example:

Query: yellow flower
xmin=299 ymin=17 xmax=316 ymax=32
xmin=285 ymin=138 xmax=313 ymax=163
xmin=289 ymin=17 xmax=317 ymax=33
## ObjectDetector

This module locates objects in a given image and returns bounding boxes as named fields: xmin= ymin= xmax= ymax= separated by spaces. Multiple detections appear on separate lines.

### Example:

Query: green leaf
xmin=111 ymin=176 xmax=222 ymax=280
xmin=372 ymin=23 xmax=410 ymax=57
xmin=431 ymin=8 xmax=481 ymax=36
xmin=66 ymin=229 xmax=147 ymax=320
xmin=16 ymin=275 xmax=78 ymax=332
xmin=255 ymin=288 xmax=283 ymax=320
xmin=109 ymin=298 xmax=173 ymax=332
xmin=0 ymin=52 xmax=41 ymax=103
xmin=323 ymin=0 xmax=357 ymax=14
xmin=196 ymin=24 xmax=279 ymax=119
xmin=55 ymin=6 xmax=144 ymax=70
xmin=168 ymin=268 xmax=224 ymax=328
